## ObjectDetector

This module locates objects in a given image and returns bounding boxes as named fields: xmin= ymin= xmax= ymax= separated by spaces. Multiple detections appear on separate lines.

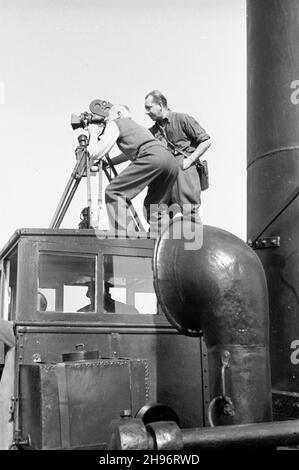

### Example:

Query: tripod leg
xmin=53 ymin=178 xmax=81 ymax=229
xmin=86 ymin=152 xmax=94 ymax=227
xmin=49 ymin=151 xmax=85 ymax=229
xmin=104 ymin=154 xmax=118 ymax=178
xmin=127 ymin=202 xmax=145 ymax=232
xmin=97 ymin=161 xmax=103 ymax=228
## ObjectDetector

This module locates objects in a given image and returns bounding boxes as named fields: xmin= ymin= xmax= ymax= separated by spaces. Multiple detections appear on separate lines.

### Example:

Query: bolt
xmin=32 ymin=353 xmax=41 ymax=363
xmin=120 ymin=409 xmax=132 ymax=419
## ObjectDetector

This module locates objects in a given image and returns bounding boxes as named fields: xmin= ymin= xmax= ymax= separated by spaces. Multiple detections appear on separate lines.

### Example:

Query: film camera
xmin=71 ymin=99 xmax=113 ymax=130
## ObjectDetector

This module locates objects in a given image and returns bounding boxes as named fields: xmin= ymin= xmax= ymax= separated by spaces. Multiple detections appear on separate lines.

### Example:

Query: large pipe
xmin=181 ymin=419 xmax=299 ymax=450
xmin=109 ymin=416 xmax=299 ymax=450
xmin=247 ymin=0 xmax=299 ymax=406
xmin=153 ymin=222 xmax=272 ymax=425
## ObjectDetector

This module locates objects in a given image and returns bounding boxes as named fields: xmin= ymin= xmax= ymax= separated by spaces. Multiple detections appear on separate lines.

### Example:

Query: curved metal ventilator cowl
xmin=153 ymin=221 xmax=272 ymax=425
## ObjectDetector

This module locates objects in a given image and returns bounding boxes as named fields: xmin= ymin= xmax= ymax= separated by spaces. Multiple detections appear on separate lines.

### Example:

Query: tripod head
xmin=71 ymin=99 xmax=113 ymax=130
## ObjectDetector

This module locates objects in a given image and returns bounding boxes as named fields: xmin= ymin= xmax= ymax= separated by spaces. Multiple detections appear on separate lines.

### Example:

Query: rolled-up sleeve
xmin=182 ymin=114 xmax=210 ymax=145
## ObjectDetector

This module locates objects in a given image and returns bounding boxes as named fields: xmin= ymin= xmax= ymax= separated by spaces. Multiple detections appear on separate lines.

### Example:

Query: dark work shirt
xmin=149 ymin=110 xmax=210 ymax=156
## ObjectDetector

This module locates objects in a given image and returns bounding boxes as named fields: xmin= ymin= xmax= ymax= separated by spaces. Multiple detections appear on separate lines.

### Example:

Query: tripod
xmin=49 ymin=134 xmax=145 ymax=231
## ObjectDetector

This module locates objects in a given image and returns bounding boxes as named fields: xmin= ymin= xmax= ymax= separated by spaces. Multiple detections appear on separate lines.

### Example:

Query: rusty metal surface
xmin=247 ymin=0 xmax=299 ymax=399
xmin=19 ymin=358 xmax=147 ymax=449
xmin=153 ymin=222 xmax=272 ymax=424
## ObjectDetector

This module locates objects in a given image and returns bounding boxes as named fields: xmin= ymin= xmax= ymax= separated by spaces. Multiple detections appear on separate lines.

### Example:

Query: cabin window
xmin=103 ymin=255 xmax=157 ymax=314
xmin=38 ymin=253 xmax=96 ymax=313
xmin=0 ymin=250 xmax=18 ymax=321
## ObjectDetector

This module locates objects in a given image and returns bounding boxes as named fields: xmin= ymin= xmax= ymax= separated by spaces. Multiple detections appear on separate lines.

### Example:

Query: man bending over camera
xmin=87 ymin=104 xmax=179 ymax=233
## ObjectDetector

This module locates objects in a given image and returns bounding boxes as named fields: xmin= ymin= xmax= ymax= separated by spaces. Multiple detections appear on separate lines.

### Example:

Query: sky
xmin=0 ymin=0 xmax=246 ymax=248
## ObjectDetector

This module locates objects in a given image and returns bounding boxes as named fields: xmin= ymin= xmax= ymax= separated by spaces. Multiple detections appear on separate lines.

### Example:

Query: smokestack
xmin=247 ymin=0 xmax=299 ymax=414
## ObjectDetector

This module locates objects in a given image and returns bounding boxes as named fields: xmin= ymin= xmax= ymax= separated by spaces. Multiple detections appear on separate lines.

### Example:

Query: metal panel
xmin=19 ymin=330 xmax=111 ymax=364
xmin=16 ymin=325 xmax=205 ymax=432
xmin=112 ymin=332 xmax=203 ymax=428
xmin=19 ymin=358 xmax=147 ymax=449
xmin=200 ymin=337 xmax=210 ymax=426
xmin=16 ymin=239 xmax=38 ymax=321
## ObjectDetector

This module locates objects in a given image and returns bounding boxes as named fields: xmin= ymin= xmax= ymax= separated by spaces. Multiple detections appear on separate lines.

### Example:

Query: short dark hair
xmin=145 ymin=90 xmax=168 ymax=108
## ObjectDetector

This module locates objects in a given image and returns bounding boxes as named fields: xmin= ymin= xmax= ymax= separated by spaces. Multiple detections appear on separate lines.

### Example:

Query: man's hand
xmin=182 ymin=139 xmax=211 ymax=170
xmin=87 ymin=123 xmax=102 ymax=135
xmin=87 ymin=123 xmax=107 ymax=157
xmin=87 ymin=121 xmax=120 ymax=161
xmin=88 ymin=141 xmax=103 ymax=159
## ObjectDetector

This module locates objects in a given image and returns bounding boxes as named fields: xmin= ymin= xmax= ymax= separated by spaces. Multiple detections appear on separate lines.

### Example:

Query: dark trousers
xmin=169 ymin=155 xmax=201 ymax=221
xmin=105 ymin=145 xmax=179 ymax=231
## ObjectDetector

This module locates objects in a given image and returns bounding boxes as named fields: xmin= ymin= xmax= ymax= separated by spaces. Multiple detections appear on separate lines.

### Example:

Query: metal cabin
xmin=0 ymin=228 xmax=208 ymax=450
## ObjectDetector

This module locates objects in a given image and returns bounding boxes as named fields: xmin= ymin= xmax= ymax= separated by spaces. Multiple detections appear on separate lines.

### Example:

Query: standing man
xmin=87 ymin=104 xmax=179 ymax=233
xmin=144 ymin=90 xmax=211 ymax=222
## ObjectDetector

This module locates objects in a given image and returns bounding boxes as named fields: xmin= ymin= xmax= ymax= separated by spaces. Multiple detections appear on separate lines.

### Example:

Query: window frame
xmin=38 ymin=250 xmax=98 ymax=314
xmin=0 ymin=248 xmax=18 ymax=321
xmin=16 ymin=238 xmax=167 ymax=325
xmin=102 ymin=252 xmax=158 ymax=316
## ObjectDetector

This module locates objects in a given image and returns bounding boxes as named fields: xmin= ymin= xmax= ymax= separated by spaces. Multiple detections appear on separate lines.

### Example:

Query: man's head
xmin=107 ymin=104 xmax=131 ymax=122
xmin=144 ymin=90 xmax=168 ymax=121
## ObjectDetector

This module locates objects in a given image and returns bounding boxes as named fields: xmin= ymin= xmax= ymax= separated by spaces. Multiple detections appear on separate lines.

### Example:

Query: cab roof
xmin=0 ymin=228 xmax=155 ymax=260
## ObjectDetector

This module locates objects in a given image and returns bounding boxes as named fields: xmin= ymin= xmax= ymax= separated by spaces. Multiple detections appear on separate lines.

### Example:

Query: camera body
xmin=71 ymin=112 xmax=104 ymax=130
xmin=71 ymin=99 xmax=113 ymax=130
